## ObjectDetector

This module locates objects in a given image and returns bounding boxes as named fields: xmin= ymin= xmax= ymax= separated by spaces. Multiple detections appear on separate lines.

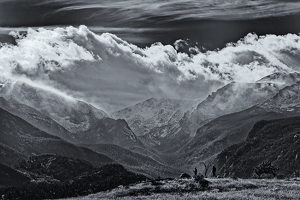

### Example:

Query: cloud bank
xmin=0 ymin=25 xmax=299 ymax=111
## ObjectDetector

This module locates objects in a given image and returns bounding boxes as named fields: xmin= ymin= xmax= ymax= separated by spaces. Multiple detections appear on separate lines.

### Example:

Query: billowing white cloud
xmin=0 ymin=25 xmax=299 ymax=111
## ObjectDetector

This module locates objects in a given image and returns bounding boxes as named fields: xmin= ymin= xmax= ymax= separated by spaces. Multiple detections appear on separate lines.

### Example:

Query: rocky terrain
xmin=113 ymin=98 xmax=197 ymax=147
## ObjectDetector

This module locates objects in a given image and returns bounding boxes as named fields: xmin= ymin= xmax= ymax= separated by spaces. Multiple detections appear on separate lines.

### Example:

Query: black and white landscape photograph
xmin=0 ymin=0 xmax=300 ymax=199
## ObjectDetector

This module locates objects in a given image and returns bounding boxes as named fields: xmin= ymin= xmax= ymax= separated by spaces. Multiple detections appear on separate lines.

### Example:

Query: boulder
xmin=180 ymin=173 xmax=192 ymax=179
xmin=194 ymin=175 xmax=211 ymax=188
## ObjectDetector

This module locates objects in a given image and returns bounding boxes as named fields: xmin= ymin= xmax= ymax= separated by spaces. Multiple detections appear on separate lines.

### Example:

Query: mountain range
xmin=110 ymin=72 xmax=300 ymax=174
xmin=175 ymin=74 xmax=300 ymax=169
xmin=1 ymin=71 xmax=300 ymax=198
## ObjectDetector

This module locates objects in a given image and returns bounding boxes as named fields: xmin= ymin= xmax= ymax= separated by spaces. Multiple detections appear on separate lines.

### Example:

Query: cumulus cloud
xmin=0 ymin=25 xmax=299 ymax=111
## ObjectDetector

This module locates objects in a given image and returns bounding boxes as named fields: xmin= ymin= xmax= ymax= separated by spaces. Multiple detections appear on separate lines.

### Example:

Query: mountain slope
xmin=0 ymin=81 xmax=107 ymax=133
xmin=178 ymin=81 xmax=300 ymax=168
xmin=177 ymin=107 xmax=290 ymax=168
xmin=85 ymin=143 xmax=182 ymax=178
xmin=0 ymin=107 xmax=177 ymax=179
xmin=185 ymin=82 xmax=279 ymax=135
xmin=80 ymin=117 xmax=143 ymax=149
xmin=0 ymin=143 xmax=25 ymax=167
xmin=1 ymin=164 xmax=147 ymax=200
xmin=261 ymin=81 xmax=300 ymax=114
xmin=0 ymin=107 xmax=113 ymax=167
xmin=0 ymin=163 xmax=30 ymax=188
xmin=0 ymin=81 xmax=142 ymax=149
xmin=0 ymin=97 xmax=74 ymax=142
xmin=257 ymin=72 xmax=300 ymax=88
xmin=17 ymin=154 xmax=95 ymax=181
xmin=113 ymin=98 xmax=197 ymax=149
xmin=113 ymin=98 xmax=195 ymax=136
xmin=217 ymin=117 xmax=300 ymax=178
xmin=113 ymin=81 xmax=281 ymax=152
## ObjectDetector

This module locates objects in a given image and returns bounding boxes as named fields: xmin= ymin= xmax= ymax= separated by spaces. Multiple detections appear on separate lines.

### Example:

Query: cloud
xmin=0 ymin=25 xmax=299 ymax=111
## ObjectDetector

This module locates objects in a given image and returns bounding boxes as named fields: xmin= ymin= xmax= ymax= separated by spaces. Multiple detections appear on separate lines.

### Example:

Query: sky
xmin=1 ymin=0 xmax=300 ymax=47
xmin=1 ymin=0 xmax=300 ymax=112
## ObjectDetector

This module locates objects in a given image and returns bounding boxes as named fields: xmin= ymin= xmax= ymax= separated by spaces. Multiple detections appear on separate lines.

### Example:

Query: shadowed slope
xmin=217 ymin=117 xmax=300 ymax=178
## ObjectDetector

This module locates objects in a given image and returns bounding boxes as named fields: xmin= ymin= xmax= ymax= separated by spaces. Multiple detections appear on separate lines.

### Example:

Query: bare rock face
xmin=113 ymin=98 xmax=196 ymax=148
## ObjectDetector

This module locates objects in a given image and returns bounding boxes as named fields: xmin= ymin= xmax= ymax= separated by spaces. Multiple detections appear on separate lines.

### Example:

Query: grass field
xmin=64 ymin=178 xmax=300 ymax=200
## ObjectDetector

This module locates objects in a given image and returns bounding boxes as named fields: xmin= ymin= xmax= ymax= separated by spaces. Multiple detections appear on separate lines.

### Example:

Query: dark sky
xmin=1 ymin=0 xmax=300 ymax=48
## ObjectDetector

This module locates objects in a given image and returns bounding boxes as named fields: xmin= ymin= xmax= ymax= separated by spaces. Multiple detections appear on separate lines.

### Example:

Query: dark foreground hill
xmin=0 ymin=164 xmax=30 ymax=188
xmin=217 ymin=117 xmax=300 ymax=178
xmin=0 ymin=162 xmax=147 ymax=200
xmin=17 ymin=154 xmax=95 ymax=181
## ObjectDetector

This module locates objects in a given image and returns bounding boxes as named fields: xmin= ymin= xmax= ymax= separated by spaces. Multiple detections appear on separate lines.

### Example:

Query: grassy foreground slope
xmin=65 ymin=178 xmax=300 ymax=200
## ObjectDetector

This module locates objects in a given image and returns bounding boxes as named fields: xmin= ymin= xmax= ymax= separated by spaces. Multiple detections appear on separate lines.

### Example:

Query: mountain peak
xmin=257 ymin=72 xmax=300 ymax=88
xmin=260 ymin=81 xmax=300 ymax=113
xmin=190 ymin=82 xmax=279 ymax=123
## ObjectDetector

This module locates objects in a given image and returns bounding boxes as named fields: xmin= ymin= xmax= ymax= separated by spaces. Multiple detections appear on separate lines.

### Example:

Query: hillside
xmin=177 ymin=80 xmax=300 ymax=168
xmin=261 ymin=81 xmax=300 ymax=114
xmin=64 ymin=178 xmax=300 ymax=200
xmin=217 ymin=117 xmax=300 ymax=178
xmin=0 ymin=81 xmax=107 ymax=133
xmin=0 ymin=164 xmax=30 ymax=188
xmin=17 ymin=155 xmax=95 ymax=181
xmin=178 ymin=106 xmax=286 ymax=168
xmin=0 ymin=82 xmax=142 ymax=149
xmin=81 ymin=117 xmax=143 ymax=149
xmin=257 ymin=72 xmax=300 ymax=87
xmin=1 ymin=164 xmax=147 ymax=200
xmin=185 ymin=82 xmax=279 ymax=135
xmin=0 ymin=107 xmax=113 ymax=167
xmin=86 ymin=144 xmax=181 ymax=178
xmin=0 ymin=97 xmax=74 ymax=143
